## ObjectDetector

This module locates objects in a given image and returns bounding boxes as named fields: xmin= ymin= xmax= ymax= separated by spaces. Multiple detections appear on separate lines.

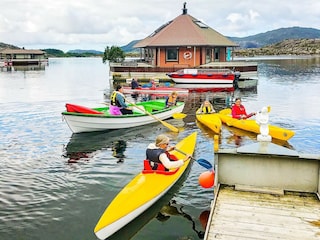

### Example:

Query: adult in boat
xmin=145 ymin=134 xmax=190 ymax=171
xmin=166 ymin=91 xmax=178 ymax=108
xmin=196 ymin=100 xmax=216 ymax=114
xmin=131 ymin=78 xmax=140 ymax=89
xmin=109 ymin=85 xmax=133 ymax=115
xmin=231 ymin=98 xmax=256 ymax=119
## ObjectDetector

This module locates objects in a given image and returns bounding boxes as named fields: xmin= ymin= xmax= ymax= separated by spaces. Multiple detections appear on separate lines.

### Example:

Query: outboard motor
xmin=233 ymin=71 xmax=241 ymax=89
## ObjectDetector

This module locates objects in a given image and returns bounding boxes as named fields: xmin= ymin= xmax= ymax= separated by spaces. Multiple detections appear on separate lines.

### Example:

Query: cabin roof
xmin=0 ymin=48 xmax=45 ymax=54
xmin=134 ymin=9 xmax=238 ymax=48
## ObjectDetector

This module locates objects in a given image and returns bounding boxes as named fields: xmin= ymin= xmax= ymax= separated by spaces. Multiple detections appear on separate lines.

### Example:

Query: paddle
xmin=128 ymin=102 xmax=179 ymax=133
xmin=172 ymin=113 xmax=187 ymax=119
xmin=174 ymin=148 xmax=213 ymax=170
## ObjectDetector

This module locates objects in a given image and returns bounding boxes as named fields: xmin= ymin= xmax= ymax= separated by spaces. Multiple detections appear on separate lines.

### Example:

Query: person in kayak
xmin=146 ymin=134 xmax=190 ymax=171
xmin=110 ymin=85 xmax=133 ymax=115
xmin=131 ymin=78 xmax=140 ymax=89
xmin=231 ymin=98 xmax=255 ymax=119
xmin=196 ymin=100 xmax=216 ymax=114
xmin=166 ymin=91 xmax=178 ymax=108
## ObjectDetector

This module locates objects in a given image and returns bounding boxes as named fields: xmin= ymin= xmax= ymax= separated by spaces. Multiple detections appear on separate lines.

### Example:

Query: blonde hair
xmin=155 ymin=134 xmax=170 ymax=147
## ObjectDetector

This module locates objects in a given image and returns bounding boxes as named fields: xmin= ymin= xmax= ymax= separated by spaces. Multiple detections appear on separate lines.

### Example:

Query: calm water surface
xmin=0 ymin=57 xmax=319 ymax=240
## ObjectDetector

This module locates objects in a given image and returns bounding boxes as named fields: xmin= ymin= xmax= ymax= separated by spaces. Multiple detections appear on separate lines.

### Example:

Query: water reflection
xmin=112 ymin=140 xmax=127 ymax=163
xmin=157 ymin=200 xmax=205 ymax=239
xmin=63 ymin=130 xmax=129 ymax=163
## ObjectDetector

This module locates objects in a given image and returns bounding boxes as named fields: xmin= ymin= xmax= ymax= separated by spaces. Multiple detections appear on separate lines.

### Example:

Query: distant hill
xmin=234 ymin=38 xmax=320 ymax=56
xmin=120 ymin=40 xmax=140 ymax=53
xmin=67 ymin=49 xmax=103 ymax=54
xmin=2 ymin=27 xmax=319 ymax=55
xmin=228 ymin=27 xmax=320 ymax=48
xmin=0 ymin=42 xmax=20 ymax=50
xmin=119 ymin=27 xmax=320 ymax=52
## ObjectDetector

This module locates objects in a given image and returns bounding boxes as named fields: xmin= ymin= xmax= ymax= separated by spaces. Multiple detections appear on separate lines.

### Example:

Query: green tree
xmin=102 ymin=46 xmax=125 ymax=63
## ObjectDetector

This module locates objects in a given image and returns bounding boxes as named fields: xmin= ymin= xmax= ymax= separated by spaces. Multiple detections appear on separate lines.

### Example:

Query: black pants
xmin=120 ymin=108 xmax=133 ymax=115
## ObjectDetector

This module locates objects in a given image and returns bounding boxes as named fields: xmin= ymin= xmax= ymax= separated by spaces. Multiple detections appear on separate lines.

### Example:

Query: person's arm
xmin=159 ymin=153 xmax=185 ymax=169
xmin=242 ymin=106 xmax=256 ymax=119
xmin=196 ymin=104 xmax=204 ymax=114
xmin=165 ymin=96 xmax=169 ymax=107
xmin=210 ymin=104 xmax=216 ymax=113
xmin=116 ymin=94 xmax=128 ymax=108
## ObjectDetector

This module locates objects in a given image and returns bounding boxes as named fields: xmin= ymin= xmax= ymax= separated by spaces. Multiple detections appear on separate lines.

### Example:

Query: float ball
xmin=199 ymin=171 xmax=215 ymax=188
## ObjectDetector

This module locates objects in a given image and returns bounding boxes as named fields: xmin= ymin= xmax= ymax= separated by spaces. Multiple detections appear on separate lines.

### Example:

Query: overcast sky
xmin=1 ymin=0 xmax=319 ymax=52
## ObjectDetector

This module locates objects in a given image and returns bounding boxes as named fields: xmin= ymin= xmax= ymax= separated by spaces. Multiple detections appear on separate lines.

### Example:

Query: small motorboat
xmin=166 ymin=68 xmax=241 ymax=85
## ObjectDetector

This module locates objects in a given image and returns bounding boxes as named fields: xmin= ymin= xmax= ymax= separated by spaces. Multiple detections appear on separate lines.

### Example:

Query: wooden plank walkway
xmin=205 ymin=185 xmax=320 ymax=240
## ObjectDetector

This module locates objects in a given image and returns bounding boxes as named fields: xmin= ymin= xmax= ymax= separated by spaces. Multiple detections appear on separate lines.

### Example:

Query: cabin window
xmin=206 ymin=48 xmax=211 ymax=63
xmin=166 ymin=48 xmax=178 ymax=61
xmin=214 ymin=48 xmax=220 ymax=61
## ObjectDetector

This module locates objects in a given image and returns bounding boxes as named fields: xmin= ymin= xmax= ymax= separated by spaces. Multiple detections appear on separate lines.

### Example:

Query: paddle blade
xmin=161 ymin=120 xmax=179 ymax=133
xmin=172 ymin=113 xmax=187 ymax=119
xmin=196 ymin=159 xmax=213 ymax=170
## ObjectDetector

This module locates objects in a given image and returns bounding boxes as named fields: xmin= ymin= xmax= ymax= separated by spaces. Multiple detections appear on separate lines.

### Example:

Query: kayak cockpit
xmin=142 ymin=160 xmax=179 ymax=175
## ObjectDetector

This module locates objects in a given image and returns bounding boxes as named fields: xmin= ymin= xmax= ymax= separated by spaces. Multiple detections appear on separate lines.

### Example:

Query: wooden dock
xmin=206 ymin=185 xmax=320 ymax=239
xmin=204 ymin=142 xmax=320 ymax=240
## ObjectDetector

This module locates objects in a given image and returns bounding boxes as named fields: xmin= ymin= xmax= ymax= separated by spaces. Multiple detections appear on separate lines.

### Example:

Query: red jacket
xmin=232 ymin=104 xmax=248 ymax=119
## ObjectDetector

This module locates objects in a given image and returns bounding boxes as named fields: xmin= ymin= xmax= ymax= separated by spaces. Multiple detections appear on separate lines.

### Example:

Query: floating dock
xmin=204 ymin=142 xmax=320 ymax=239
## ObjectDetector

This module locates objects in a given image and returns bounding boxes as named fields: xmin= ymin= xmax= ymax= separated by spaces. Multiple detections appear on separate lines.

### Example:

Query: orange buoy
xmin=199 ymin=171 xmax=215 ymax=188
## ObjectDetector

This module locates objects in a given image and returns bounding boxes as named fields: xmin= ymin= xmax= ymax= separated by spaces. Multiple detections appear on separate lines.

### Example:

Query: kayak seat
xmin=142 ymin=160 xmax=178 ymax=175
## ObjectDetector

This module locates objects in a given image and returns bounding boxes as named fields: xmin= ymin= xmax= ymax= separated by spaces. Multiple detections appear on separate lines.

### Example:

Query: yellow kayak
xmin=218 ymin=109 xmax=295 ymax=141
xmin=196 ymin=111 xmax=221 ymax=134
xmin=94 ymin=132 xmax=197 ymax=239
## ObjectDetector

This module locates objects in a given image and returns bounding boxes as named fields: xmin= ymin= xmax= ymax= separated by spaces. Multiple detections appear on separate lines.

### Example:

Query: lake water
xmin=0 ymin=57 xmax=319 ymax=240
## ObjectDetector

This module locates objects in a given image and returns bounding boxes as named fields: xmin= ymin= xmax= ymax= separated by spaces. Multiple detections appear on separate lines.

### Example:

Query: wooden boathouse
xmin=110 ymin=3 xmax=258 ymax=83
xmin=0 ymin=48 xmax=48 ymax=66
xmin=204 ymin=142 xmax=320 ymax=239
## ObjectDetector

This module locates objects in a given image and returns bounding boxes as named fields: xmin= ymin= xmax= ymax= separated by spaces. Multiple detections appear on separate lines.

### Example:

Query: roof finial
xmin=182 ymin=2 xmax=187 ymax=15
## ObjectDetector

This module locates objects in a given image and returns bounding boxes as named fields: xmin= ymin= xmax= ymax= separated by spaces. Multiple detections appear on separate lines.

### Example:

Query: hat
xmin=155 ymin=134 xmax=170 ymax=147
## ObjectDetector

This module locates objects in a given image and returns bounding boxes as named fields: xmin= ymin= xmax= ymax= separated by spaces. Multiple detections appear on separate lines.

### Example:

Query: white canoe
xmin=62 ymin=100 xmax=185 ymax=133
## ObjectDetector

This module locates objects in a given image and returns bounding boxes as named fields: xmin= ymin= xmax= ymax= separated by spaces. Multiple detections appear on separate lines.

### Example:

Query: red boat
xmin=166 ymin=68 xmax=240 ymax=84
xmin=174 ymin=83 xmax=235 ymax=93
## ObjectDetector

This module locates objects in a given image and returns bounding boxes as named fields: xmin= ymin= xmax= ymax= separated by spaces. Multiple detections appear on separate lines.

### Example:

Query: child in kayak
xmin=196 ymin=100 xmax=216 ymax=114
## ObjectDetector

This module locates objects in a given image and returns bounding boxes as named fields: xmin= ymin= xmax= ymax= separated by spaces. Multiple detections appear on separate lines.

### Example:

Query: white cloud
xmin=0 ymin=0 xmax=319 ymax=51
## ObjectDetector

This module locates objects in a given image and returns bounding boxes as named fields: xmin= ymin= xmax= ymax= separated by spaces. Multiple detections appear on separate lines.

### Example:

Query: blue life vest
xmin=146 ymin=148 xmax=167 ymax=170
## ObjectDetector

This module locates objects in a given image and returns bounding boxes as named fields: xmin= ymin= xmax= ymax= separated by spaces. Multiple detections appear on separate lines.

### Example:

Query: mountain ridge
xmin=228 ymin=26 xmax=320 ymax=48
xmin=1 ymin=27 xmax=319 ymax=54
